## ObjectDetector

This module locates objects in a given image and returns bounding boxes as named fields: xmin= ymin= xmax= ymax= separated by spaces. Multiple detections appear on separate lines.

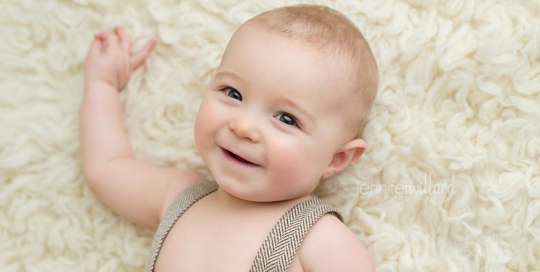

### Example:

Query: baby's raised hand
xmin=84 ymin=27 xmax=156 ymax=91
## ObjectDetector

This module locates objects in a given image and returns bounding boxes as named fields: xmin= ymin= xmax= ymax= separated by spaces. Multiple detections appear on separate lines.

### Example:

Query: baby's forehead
xmin=221 ymin=23 xmax=359 ymax=113
xmin=230 ymin=25 xmax=355 ymax=77
xmin=239 ymin=24 xmax=360 ymax=81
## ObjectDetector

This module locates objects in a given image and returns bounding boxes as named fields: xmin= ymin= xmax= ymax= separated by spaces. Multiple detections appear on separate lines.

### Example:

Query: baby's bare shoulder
xmin=298 ymin=214 xmax=375 ymax=272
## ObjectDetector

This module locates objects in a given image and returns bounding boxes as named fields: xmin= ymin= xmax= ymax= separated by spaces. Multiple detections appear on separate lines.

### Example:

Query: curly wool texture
xmin=1 ymin=0 xmax=539 ymax=271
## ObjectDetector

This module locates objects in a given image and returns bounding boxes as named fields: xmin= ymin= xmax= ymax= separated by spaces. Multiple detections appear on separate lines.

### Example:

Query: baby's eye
xmin=222 ymin=87 xmax=242 ymax=101
xmin=275 ymin=113 xmax=298 ymax=127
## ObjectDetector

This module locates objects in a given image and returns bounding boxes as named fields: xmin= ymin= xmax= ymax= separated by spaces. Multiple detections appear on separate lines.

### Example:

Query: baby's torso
xmin=155 ymin=190 xmax=308 ymax=271
xmin=147 ymin=181 xmax=343 ymax=272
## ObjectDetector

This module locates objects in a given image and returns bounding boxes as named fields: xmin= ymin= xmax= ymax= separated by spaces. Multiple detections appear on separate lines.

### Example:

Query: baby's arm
xmin=299 ymin=214 xmax=375 ymax=271
xmin=80 ymin=28 xmax=205 ymax=230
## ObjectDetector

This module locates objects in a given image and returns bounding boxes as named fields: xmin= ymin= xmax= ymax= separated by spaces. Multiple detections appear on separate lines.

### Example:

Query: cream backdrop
xmin=1 ymin=0 xmax=540 ymax=271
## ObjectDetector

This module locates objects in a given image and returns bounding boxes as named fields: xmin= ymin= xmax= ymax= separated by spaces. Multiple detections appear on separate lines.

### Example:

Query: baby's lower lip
xmin=221 ymin=147 xmax=260 ymax=167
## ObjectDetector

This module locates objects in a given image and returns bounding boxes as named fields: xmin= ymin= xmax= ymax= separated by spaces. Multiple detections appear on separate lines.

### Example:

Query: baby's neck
xmin=214 ymin=187 xmax=313 ymax=212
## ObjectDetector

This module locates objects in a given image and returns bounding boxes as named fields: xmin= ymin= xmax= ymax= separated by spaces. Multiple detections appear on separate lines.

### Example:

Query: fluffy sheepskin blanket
xmin=1 ymin=0 xmax=539 ymax=271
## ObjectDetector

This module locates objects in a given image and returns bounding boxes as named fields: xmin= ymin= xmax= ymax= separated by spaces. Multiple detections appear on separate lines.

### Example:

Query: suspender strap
xmin=249 ymin=198 xmax=344 ymax=272
xmin=146 ymin=180 xmax=219 ymax=272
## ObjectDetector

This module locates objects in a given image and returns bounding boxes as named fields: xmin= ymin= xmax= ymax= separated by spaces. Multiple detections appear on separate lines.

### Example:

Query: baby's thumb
xmin=131 ymin=63 xmax=147 ymax=81
xmin=131 ymin=39 xmax=156 ymax=70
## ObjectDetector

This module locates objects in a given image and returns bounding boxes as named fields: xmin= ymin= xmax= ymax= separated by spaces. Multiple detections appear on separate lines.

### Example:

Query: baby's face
xmin=194 ymin=25 xmax=353 ymax=202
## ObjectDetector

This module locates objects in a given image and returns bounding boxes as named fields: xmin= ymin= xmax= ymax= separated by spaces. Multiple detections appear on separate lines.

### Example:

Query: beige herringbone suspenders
xmin=249 ymin=198 xmax=343 ymax=271
xmin=146 ymin=180 xmax=344 ymax=272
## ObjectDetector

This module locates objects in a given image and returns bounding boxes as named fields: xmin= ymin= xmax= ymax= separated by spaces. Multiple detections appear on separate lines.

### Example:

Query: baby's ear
xmin=321 ymin=139 xmax=366 ymax=179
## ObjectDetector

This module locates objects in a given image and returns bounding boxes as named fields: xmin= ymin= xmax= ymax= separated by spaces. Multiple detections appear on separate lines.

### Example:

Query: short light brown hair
xmin=243 ymin=4 xmax=379 ymax=139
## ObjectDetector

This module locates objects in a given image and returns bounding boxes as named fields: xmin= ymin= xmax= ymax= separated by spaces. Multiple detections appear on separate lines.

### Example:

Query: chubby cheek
xmin=194 ymin=97 xmax=219 ymax=161
xmin=267 ymin=138 xmax=325 ymax=196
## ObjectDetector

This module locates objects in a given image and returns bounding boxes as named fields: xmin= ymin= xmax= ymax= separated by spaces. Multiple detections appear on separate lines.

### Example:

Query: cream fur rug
xmin=1 ymin=0 xmax=540 ymax=271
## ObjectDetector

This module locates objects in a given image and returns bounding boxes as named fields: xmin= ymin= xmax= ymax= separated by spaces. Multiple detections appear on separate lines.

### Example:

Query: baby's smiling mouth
xmin=224 ymin=148 xmax=257 ymax=165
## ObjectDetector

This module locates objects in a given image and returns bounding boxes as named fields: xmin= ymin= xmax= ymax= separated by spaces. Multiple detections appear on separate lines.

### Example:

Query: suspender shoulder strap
xmin=146 ymin=180 xmax=219 ymax=272
xmin=250 ymin=197 xmax=344 ymax=272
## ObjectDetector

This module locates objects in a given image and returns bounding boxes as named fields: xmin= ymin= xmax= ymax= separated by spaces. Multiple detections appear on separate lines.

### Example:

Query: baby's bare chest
xmin=153 ymin=193 xmax=306 ymax=272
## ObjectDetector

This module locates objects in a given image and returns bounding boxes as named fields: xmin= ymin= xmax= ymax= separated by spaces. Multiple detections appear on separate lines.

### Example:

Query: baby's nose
xmin=229 ymin=116 xmax=261 ymax=143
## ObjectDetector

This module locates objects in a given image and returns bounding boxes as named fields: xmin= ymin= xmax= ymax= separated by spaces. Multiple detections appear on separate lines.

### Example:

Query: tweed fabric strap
xmin=249 ymin=198 xmax=344 ymax=272
xmin=145 ymin=180 xmax=219 ymax=272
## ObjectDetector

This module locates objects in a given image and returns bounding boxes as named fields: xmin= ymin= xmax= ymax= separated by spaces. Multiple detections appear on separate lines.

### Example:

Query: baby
xmin=81 ymin=4 xmax=378 ymax=272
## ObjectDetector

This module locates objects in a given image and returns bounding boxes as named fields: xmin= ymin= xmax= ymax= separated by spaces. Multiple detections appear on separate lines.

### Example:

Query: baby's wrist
xmin=85 ymin=80 xmax=119 ymax=94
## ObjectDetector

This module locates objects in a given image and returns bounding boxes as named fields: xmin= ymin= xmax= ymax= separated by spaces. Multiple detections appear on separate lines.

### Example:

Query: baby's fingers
xmin=101 ymin=31 xmax=120 ymax=54
xmin=115 ymin=27 xmax=131 ymax=54
xmin=131 ymin=39 xmax=156 ymax=70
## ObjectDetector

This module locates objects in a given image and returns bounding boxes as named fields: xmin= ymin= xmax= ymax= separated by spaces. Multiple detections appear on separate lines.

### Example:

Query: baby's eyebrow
xmin=215 ymin=71 xmax=248 ymax=86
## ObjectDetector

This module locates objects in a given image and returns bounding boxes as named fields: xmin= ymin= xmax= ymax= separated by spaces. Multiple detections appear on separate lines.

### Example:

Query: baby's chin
xmin=224 ymin=188 xmax=281 ymax=203
xmin=216 ymin=181 xmax=298 ymax=203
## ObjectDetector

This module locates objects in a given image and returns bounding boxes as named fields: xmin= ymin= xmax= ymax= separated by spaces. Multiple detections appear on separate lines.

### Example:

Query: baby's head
xmin=194 ymin=4 xmax=379 ymax=202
